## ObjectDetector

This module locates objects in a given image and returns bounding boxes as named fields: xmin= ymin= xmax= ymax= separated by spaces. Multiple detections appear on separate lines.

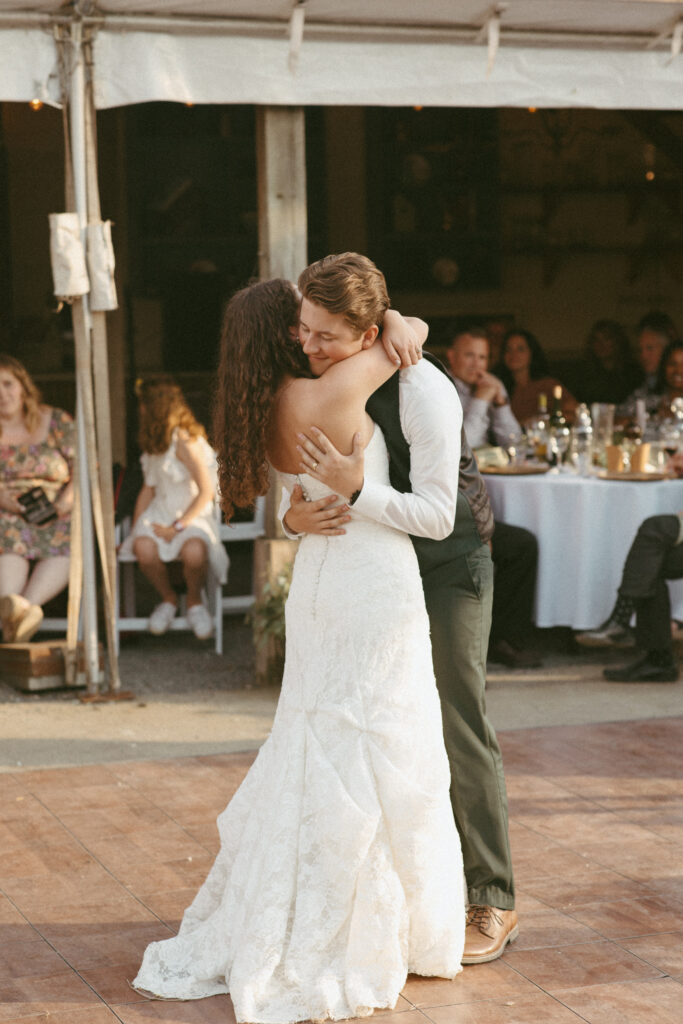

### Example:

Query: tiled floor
xmin=1 ymin=719 xmax=682 ymax=1024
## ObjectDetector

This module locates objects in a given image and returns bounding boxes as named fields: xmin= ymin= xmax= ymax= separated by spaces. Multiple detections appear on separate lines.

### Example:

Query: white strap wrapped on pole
xmin=288 ymin=0 xmax=306 ymax=74
xmin=670 ymin=20 xmax=683 ymax=64
xmin=86 ymin=220 xmax=118 ymax=311
xmin=49 ymin=212 xmax=90 ymax=298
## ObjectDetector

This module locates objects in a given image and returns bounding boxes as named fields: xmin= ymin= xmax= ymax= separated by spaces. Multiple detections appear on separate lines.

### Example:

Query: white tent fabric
xmin=91 ymin=34 xmax=683 ymax=110
xmin=0 ymin=28 xmax=61 ymax=104
xmin=0 ymin=0 xmax=682 ymax=109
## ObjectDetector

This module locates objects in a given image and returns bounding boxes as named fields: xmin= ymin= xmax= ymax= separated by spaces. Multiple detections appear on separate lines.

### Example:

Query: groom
xmin=282 ymin=253 xmax=518 ymax=964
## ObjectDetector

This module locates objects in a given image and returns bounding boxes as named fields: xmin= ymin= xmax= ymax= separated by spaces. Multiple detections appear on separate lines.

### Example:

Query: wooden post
xmin=253 ymin=106 xmax=308 ymax=683
xmin=256 ymin=106 xmax=307 ymax=282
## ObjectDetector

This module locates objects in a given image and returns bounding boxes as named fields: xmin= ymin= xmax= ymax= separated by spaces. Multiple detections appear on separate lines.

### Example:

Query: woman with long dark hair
xmin=581 ymin=319 xmax=641 ymax=407
xmin=654 ymin=338 xmax=683 ymax=416
xmin=497 ymin=328 xmax=576 ymax=423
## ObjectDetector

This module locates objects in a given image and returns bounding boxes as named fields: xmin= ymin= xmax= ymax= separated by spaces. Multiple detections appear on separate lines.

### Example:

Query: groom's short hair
xmin=298 ymin=253 xmax=390 ymax=335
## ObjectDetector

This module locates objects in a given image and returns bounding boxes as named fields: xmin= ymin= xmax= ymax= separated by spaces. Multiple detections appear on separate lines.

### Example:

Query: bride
xmin=133 ymin=266 xmax=465 ymax=1022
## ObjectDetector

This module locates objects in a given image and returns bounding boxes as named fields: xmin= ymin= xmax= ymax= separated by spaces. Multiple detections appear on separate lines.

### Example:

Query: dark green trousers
xmin=423 ymin=543 xmax=515 ymax=910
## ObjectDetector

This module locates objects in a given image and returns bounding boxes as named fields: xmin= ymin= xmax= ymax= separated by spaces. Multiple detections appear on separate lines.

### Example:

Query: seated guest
xmin=579 ymin=319 xmax=641 ymax=407
xmin=118 ymin=377 xmax=228 ymax=640
xmin=483 ymin=316 xmax=509 ymax=368
xmin=0 ymin=354 xmax=74 ymax=643
xmin=497 ymin=328 xmax=577 ymax=424
xmin=445 ymin=328 xmax=541 ymax=668
xmin=488 ymin=523 xmax=541 ymax=669
xmin=654 ymin=339 xmax=683 ymax=418
xmin=446 ymin=327 xmax=523 ymax=447
xmin=619 ymin=311 xmax=679 ymax=418
xmin=577 ymin=454 xmax=683 ymax=681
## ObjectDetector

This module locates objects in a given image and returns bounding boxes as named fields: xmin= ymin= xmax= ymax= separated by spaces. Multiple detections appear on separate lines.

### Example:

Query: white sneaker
xmin=187 ymin=603 xmax=213 ymax=640
xmin=149 ymin=601 xmax=177 ymax=635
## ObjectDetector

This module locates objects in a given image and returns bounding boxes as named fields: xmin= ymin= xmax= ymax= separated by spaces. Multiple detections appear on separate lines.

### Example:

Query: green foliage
xmin=248 ymin=563 xmax=293 ymax=649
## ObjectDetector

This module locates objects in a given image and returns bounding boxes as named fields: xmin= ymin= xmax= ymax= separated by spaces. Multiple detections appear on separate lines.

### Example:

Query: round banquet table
xmin=483 ymin=470 xmax=683 ymax=629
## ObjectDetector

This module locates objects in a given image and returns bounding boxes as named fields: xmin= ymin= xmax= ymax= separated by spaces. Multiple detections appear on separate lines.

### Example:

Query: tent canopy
xmin=0 ymin=0 xmax=682 ymax=109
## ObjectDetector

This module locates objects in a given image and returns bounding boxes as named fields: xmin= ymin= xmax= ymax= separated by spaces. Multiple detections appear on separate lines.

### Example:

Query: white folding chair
xmin=220 ymin=495 xmax=266 ymax=616
xmin=114 ymin=496 xmax=266 ymax=655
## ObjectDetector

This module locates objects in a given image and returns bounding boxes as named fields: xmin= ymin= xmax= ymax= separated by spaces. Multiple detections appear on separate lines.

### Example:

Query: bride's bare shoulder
xmin=276 ymin=376 xmax=321 ymax=414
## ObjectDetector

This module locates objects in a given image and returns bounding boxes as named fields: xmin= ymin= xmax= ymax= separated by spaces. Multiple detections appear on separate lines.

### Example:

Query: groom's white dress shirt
xmin=280 ymin=359 xmax=462 ymax=542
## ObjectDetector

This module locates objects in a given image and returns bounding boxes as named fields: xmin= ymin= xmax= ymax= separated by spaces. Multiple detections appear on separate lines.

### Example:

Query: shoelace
xmin=466 ymin=904 xmax=504 ymax=938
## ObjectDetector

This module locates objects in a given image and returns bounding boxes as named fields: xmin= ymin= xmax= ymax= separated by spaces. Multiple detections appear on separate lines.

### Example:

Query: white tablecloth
xmin=483 ymin=471 xmax=683 ymax=629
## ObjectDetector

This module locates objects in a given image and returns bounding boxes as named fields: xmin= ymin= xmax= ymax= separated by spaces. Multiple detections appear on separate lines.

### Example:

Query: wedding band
xmin=312 ymin=461 xmax=318 ymax=471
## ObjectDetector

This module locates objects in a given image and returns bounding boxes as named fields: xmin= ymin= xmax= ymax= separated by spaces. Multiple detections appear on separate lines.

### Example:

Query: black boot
xmin=604 ymin=650 xmax=679 ymax=683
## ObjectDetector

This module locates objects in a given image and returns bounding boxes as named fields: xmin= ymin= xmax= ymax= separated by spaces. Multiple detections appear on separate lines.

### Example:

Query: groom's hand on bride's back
xmin=283 ymin=484 xmax=351 ymax=537
xmin=296 ymin=428 xmax=364 ymax=500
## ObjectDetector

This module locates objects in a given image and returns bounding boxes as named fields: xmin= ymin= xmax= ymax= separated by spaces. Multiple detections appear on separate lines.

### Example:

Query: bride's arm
xmin=298 ymin=341 xmax=397 ymax=454
xmin=381 ymin=311 xmax=428 ymax=368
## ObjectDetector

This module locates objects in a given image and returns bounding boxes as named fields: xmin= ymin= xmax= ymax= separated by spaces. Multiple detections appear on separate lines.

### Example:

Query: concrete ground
xmin=1 ymin=622 xmax=683 ymax=772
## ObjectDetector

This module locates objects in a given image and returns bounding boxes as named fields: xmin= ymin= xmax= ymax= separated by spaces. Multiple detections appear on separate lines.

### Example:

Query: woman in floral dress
xmin=0 ymin=354 xmax=74 ymax=642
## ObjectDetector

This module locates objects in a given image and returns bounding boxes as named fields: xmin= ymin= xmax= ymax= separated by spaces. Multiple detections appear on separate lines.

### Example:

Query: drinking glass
xmin=504 ymin=429 xmax=526 ymax=466
xmin=659 ymin=420 xmax=681 ymax=463
xmin=553 ymin=425 xmax=571 ymax=471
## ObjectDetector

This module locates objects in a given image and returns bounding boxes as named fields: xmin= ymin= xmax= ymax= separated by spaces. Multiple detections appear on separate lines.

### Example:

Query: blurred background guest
xmin=446 ymin=326 xmax=523 ymax=448
xmin=0 ymin=354 xmax=74 ymax=643
xmin=619 ymin=311 xmax=679 ymax=417
xmin=496 ymin=327 xmax=577 ymax=424
xmin=654 ymin=339 xmax=683 ymax=418
xmin=119 ymin=377 xmax=228 ymax=640
xmin=483 ymin=316 xmax=509 ymax=369
xmin=445 ymin=330 xmax=541 ymax=668
xmin=579 ymin=319 xmax=640 ymax=407
xmin=576 ymin=454 xmax=683 ymax=682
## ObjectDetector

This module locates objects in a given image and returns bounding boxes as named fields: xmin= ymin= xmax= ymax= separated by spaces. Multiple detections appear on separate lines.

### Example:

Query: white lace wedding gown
xmin=134 ymin=426 xmax=465 ymax=1022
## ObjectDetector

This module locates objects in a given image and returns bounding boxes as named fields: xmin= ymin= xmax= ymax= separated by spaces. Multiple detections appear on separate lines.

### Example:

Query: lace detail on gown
xmin=133 ymin=426 xmax=465 ymax=1022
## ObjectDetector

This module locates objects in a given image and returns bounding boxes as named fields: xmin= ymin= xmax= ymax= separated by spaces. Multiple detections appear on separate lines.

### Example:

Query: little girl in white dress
xmin=119 ymin=378 xmax=228 ymax=639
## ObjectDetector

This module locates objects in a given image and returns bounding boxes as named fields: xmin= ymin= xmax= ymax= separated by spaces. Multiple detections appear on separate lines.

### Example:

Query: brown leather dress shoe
xmin=461 ymin=905 xmax=519 ymax=964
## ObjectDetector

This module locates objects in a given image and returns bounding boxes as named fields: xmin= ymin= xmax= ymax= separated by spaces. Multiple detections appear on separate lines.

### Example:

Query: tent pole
xmin=69 ymin=18 xmax=102 ymax=690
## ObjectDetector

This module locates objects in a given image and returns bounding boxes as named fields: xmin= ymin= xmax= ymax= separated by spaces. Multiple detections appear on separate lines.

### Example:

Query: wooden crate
xmin=0 ymin=641 xmax=102 ymax=693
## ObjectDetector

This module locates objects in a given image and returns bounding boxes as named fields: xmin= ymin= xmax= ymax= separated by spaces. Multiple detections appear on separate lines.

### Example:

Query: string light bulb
xmin=646 ymin=170 xmax=655 ymax=182
xmin=528 ymin=107 xmax=537 ymax=113
xmin=29 ymin=98 xmax=43 ymax=111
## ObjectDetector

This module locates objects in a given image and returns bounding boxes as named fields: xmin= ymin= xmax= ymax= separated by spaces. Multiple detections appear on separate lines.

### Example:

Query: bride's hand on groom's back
xmin=284 ymin=484 xmax=351 ymax=537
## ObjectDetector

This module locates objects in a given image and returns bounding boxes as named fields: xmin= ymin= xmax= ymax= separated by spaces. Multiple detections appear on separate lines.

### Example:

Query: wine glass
xmin=553 ymin=425 xmax=571 ymax=471
xmin=504 ymin=429 xmax=526 ymax=466
xmin=659 ymin=419 xmax=681 ymax=472
xmin=659 ymin=420 xmax=680 ymax=457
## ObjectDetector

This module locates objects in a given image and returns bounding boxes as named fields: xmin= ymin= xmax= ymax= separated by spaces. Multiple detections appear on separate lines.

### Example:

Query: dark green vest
xmin=366 ymin=356 xmax=491 ymax=580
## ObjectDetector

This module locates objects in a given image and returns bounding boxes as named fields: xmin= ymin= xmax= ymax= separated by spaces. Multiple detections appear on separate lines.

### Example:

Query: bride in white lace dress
xmin=134 ymin=272 xmax=465 ymax=1021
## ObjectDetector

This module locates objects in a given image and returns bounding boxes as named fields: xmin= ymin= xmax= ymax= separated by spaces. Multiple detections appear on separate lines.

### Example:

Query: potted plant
xmin=248 ymin=563 xmax=292 ymax=684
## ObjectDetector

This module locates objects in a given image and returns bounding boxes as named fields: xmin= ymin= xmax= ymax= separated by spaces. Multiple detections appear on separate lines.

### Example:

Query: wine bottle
xmin=549 ymin=385 xmax=569 ymax=467
xmin=549 ymin=385 xmax=566 ymax=430
xmin=532 ymin=392 xmax=549 ymax=459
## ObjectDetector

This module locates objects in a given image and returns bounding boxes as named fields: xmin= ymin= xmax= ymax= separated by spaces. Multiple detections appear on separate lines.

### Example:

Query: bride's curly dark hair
xmin=212 ymin=278 xmax=312 ymax=521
